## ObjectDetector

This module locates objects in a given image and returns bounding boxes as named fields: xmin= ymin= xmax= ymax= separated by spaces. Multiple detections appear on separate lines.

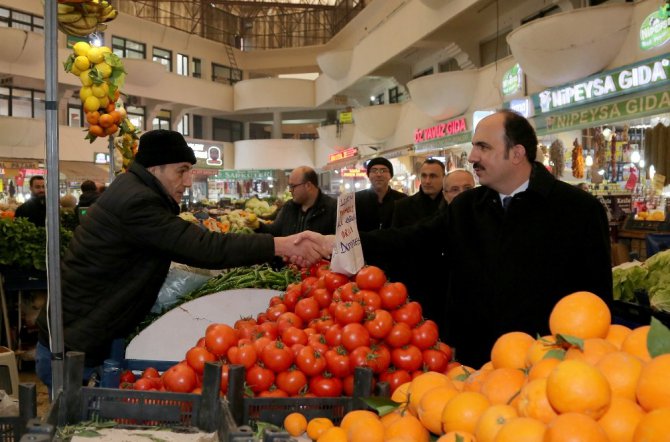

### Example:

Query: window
xmin=413 ymin=68 xmax=434 ymax=80
xmin=212 ymin=63 xmax=242 ymax=85
xmin=126 ymin=106 xmax=145 ymax=131
xmin=68 ymin=104 xmax=83 ymax=127
xmin=152 ymin=109 xmax=171 ymax=130
xmin=0 ymin=6 xmax=43 ymax=32
xmin=389 ymin=87 xmax=401 ymax=104
xmin=192 ymin=58 xmax=202 ymax=78
xmin=112 ymin=36 xmax=145 ymax=59
xmin=479 ymin=30 xmax=511 ymax=66
xmin=212 ymin=118 xmax=243 ymax=142
xmin=177 ymin=113 xmax=190 ymax=136
xmin=193 ymin=114 xmax=203 ymax=138
xmin=177 ymin=54 xmax=189 ymax=76
xmin=0 ymin=86 xmax=45 ymax=118
xmin=153 ymin=47 xmax=172 ymax=72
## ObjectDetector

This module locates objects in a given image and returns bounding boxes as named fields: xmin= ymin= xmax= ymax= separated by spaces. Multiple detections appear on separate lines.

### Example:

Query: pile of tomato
xmin=119 ymin=263 xmax=458 ymax=397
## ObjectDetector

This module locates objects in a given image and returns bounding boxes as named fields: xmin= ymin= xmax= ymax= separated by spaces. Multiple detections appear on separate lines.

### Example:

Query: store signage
xmin=24 ymin=168 xmax=47 ymax=176
xmin=414 ymin=131 xmax=472 ymax=154
xmin=502 ymin=64 xmax=523 ymax=96
xmin=533 ymin=56 xmax=670 ymax=114
xmin=93 ymin=152 xmax=110 ymax=164
xmin=414 ymin=118 xmax=467 ymax=143
xmin=191 ymin=169 xmax=218 ymax=176
xmin=328 ymin=147 xmax=358 ymax=163
xmin=0 ymin=160 xmax=39 ymax=169
xmin=341 ymin=168 xmax=367 ymax=177
xmin=217 ymin=169 xmax=275 ymax=180
xmin=540 ymin=89 xmax=670 ymax=133
xmin=509 ymin=98 xmax=532 ymax=118
xmin=640 ymin=6 xmax=670 ymax=51
xmin=339 ymin=112 xmax=353 ymax=124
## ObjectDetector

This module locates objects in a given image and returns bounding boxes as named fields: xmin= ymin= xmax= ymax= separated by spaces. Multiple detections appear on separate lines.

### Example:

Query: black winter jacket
xmin=391 ymin=187 xmax=442 ymax=228
xmin=360 ymin=164 xmax=613 ymax=367
xmin=37 ymin=162 xmax=275 ymax=364
xmin=258 ymin=190 xmax=337 ymax=236
xmin=354 ymin=187 xmax=407 ymax=232
xmin=15 ymin=197 xmax=46 ymax=227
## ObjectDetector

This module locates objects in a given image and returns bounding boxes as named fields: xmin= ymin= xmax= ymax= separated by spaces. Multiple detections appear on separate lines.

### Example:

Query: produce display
xmin=571 ymin=138 xmax=584 ymax=179
xmin=0 ymin=216 xmax=73 ymax=270
xmin=613 ymin=249 xmax=670 ymax=313
xmin=56 ymin=0 xmax=117 ymax=37
xmin=245 ymin=197 xmax=278 ymax=219
xmin=179 ymin=209 xmax=260 ymax=233
xmin=549 ymin=139 xmax=565 ymax=179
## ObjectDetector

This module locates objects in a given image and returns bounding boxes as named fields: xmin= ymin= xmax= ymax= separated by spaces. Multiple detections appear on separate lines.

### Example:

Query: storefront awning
xmin=59 ymin=161 xmax=109 ymax=184
xmin=322 ymin=155 xmax=360 ymax=171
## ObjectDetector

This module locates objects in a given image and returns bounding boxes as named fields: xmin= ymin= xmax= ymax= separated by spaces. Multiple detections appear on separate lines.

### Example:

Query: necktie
xmin=502 ymin=196 xmax=512 ymax=211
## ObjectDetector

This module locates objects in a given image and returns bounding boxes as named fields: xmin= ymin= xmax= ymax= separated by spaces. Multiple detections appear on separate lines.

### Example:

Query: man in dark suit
xmin=15 ymin=176 xmax=46 ymax=227
xmin=392 ymin=158 xmax=445 ymax=227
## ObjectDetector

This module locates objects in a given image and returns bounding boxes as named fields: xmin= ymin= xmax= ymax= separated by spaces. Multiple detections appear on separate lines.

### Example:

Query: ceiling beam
xmin=140 ymin=1 xmax=337 ymax=10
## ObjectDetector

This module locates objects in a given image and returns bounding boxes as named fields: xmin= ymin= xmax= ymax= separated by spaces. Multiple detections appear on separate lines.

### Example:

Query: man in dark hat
xmin=35 ymin=130 xmax=326 ymax=392
xmin=354 ymin=157 xmax=407 ymax=232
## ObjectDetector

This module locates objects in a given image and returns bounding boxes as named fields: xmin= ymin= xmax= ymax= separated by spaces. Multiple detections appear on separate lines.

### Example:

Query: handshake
xmin=274 ymin=231 xmax=335 ymax=268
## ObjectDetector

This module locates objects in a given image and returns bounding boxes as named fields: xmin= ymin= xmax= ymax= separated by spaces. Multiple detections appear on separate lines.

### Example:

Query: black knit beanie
xmin=134 ymin=130 xmax=196 ymax=168
xmin=366 ymin=157 xmax=394 ymax=177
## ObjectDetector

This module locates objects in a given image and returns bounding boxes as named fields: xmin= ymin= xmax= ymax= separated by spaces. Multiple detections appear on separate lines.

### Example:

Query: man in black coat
xmin=354 ymin=157 xmax=406 ymax=232
xmin=392 ymin=158 xmax=445 ymax=227
xmin=14 ymin=175 xmax=46 ymax=227
xmin=258 ymin=166 xmax=336 ymax=236
xmin=35 ymin=130 xmax=326 ymax=391
xmin=307 ymin=110 xmax=613 ymax=368
xmin=74 ymin=179 xmax=100 ymax=223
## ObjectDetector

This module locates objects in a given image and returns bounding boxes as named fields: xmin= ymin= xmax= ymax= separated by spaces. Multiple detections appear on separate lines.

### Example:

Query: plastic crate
xmin=0 ymin=384 xmax=37 ymax=442
xmin=613 ymin=298 xmax=670 ymax=329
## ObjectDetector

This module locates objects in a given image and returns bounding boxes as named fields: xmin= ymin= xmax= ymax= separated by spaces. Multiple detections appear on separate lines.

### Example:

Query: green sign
xmin=537 ymin=89 xmax=670 ymax=134
xmin=414 ymin=131 xmax=472 ymax=153
xmin=502 ymin=64 xmax=523 ymax=96
xmin=216 ymin=169 xmax=275 ymax=180
xmin=532 ymin=54 xmax=670 ymax=114
xmin=640 ymin=6 xmax=670 ymax=51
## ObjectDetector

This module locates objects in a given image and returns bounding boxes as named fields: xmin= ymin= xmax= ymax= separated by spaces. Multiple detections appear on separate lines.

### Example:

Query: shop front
xmin=208 ymin=169 xmax=285 ymax=203
xmin=321 ymin=147 xmax=361 ymax=196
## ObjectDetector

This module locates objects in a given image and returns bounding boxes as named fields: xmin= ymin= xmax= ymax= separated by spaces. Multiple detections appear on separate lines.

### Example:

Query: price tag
xmin=330 ymin=192 xmax=364 ymax=276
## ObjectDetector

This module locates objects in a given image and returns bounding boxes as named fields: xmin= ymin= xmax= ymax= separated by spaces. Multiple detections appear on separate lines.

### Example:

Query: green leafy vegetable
xmin=648 ymin=317 xmax=670 ymax=357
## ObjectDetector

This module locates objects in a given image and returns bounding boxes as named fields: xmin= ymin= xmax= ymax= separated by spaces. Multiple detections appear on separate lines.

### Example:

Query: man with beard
xmin=303 ymin=110 xmax=613 ymax=367
xmin=15 ymin=175 xmax=46 ymax=227
xmin=355 ymin=157 xmax=406 ymax=232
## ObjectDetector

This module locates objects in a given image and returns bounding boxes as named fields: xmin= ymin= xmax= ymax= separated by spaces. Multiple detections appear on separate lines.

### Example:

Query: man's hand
xmin=274 ymin=231 xmax=333 ymax=267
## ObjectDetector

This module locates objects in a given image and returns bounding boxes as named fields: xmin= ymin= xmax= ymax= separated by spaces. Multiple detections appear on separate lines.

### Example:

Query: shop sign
xmin=539 ymin=89 xmax=670 ymax=133
xmin=508 ymin=98 xmax=532 ymax=118
xmin=414 ymin=131 xmax=472 ymax=154
xmin=188 ymin=141 xmax=224 ymax=167
xmin=339 ymin=112 xmax=353 ymax=124
xmin=413 ymin=118 xmax=467 ymax=143
xmin=640 ymin=7 xmax=670 ymax=51
xmin=24 ymin=168 xmax=47 ymax=176
xmin=329 ymin=147 xmax=358 ymax=163
xmin=191 ymin=169 xmax=218 ymax=176
xmin=217 ymin=169 xmax=275 ymax=180
xmin=0 ymin=160 xmax=39 ymax=169
xmin=341 ymin=168 xmax=367 ymax=177
xmin=532 ymin=55 xmax=670 ymax=114
xmin=93 ymin=152 xmax=110 ymax=164
xmin=502 ymin=64 xmax=523 ymax=96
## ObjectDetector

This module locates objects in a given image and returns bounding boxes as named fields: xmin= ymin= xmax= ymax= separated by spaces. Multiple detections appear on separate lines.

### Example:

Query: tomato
xmin=185 ymin=346 xmax=217 ymax=374
xmin=436 ymin=342 xmax=454 ymax=363
xmin=392 ymin=302 xmax=423 ymax=328
xmin=324 ymin=271 xmax=350 ymax=293
xmin=283 ymin=288 xmax=303 ymax=312
xmin=276 ymin=312 xmax=302 ymax=335
xmin=276 ymin=369 xmax=308 ymax=396
xmin=314 ymin=260 xmax=331 ymax=278
xmin=325 ymin=347 xmax=352 ymax=378
xmin=360 ymin=290 xmax=382 ymax=314
xmin=378 ymin=282 xmax=408 ymax=310
xmin=295 ymin=345 xmax=327 ymax=377
xmin=246 ymin=364 xmax=275 ymax=394
xmin=256 ymin=312 xmax=269 ymax=324
xmin=252 ymin=336 xmax=273 ymax=355
xmin=133 ymin=377 xmax=156 ymax=391
xmin=341 ymin=323 xmax=370 ymax=352
xmin=268 ymin=296 xmax=283 ymax=307
xmin=364 ymin=309 xmax=393 ymax=339
xmin=311 ymin=288 xmax=332 ymax=309
xmin=324 ymin=323 xmax=343 ymax=347
xmin=309 ymin=375 xmax=343 ymax=397
xmin=261 ymin=341 xmax=294 ymax=373
xmin=342 ymin=374 xmax=355 ymax=396
xmin=162 ymin=363 xmax=197 ymax=393
xmin=235 ymin=317 xmax=257 ymax=330
xmin=290 ymin=343 xmax=305 ymax=358
xmin=205 ymin=324 xmax=238 ymax=357
xmin=446 ymin=361 xmax=462 ymax=373
xmin=307 ymin=334 xmax=329 ymax=355
xmin=226 ymin=343 xmax=258 ymax=369
xmin=195 ymin=337 xmax=206 ymax=348
xmin=422 ymin=348 xmax=449 ymax=372
xmin=379 ymin=369 xmax=412 ymax=393
xmin=333 ymin=302 xmax=365 ymax=325
xmin=120 ymin=370 xmax=136 ymax=384
xmin=236 ymin=324 xmax=258 ymax=341
xmin=142 ymin=367 xmax=160 ymax=379
xmin=220 ymin=364 xmax=230 ymax=394
xmin=301 ymin=276 xmax=319 ymax=295
xmin=335 ymin=282 xmax=359 ymax=302
xmin=385 ymin=322 xmax=413 ymax=348
xmin=295 ymin=297 xmax=321 ymax=323
xmin=391 ymin=345 xmax=423 ymax=372
xmin=259 ymin=388 xmax=289 ymax=398
xmin=355 ymin=266 xmax=387 ymax=291
xmin=371 ymin=345 xmax=391 ymax=374
xmin=411 ymin=320 xmax=439 ymax=350
xmin=311 ymin=317 xmax=334 ymax=335
xmin=281 ymin=326 xmax=308 ymax=347
xmin=266 ymin=303 xmax=287 ymax=321
xmin=349 ymin=346 xmax=374 ymax=370
xmin=303 ymin=327 xmax=318 ymax=337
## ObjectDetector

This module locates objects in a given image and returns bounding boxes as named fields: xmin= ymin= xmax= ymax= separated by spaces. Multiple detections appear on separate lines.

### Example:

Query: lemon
xmin=99 ymin=46 xmax=112 ymax=54
xmin=73 ymin=41 xmax=91 ymax=57
xmin=83 ymin=95 xmax=101 ymax=112
xmin=98 ymin=95 xmax=110 ymax=108
xmin=91 ymin=82 xmax=108 ymax=98
xmin=79 ymin=70 xmax=93 ymax=86
xmin=70 ymin=65 xmax=82 ymax=76
xmin=79 ymin=86 xmax=93 ymax=102
xmin=95 ymin=62 xmax=112 ymax=79
xmin=87 ymin=47 xmax=104 ymax=64
xmin=74 ymin=55 xmax=90 ymax=72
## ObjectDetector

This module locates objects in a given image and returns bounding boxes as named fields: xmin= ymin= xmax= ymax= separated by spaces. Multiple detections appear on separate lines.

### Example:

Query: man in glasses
xmin=442 ymin=168 xmax=476 ymax=204
xmin=354 ymin=157 xmax=406 ymax=232
xmin=258 ymin=166 xmax=336 ymax=236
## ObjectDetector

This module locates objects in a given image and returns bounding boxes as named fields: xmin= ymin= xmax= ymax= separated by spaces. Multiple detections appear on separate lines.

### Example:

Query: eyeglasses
xmin=369 ymin=168 xmax=390 ymax=175
xmin=288 ymin=182 xmax=307 ymax=191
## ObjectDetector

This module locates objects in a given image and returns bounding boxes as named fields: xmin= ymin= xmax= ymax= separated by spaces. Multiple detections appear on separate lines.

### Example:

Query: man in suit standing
xmin=354 ymin=157 xmax=406 ymax=232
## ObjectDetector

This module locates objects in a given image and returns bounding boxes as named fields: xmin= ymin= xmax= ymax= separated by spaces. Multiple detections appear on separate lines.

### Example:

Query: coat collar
xmin=477 ymin=162 xmax=556 ymax=207
xmin=128 ymin=162 xmax=181 ymax=214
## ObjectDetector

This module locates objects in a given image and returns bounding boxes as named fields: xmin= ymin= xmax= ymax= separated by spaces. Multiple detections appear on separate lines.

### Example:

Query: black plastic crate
xmin=613 ymin=299 xmax=670 ymax=329
xmin=0 ymin=384 xmax=37 ymax=442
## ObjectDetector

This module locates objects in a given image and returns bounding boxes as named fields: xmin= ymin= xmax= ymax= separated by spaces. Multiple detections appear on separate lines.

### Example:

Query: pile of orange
xmin=281 ymin=291 xmax=670 ymax=441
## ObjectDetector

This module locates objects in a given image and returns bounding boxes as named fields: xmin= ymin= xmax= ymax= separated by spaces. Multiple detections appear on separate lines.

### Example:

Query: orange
xmin=384 ymin=413 xmax=429 ymax=442
xmin=527 ymin=357 xmax=560 ymax=381
xmin=546 ymin=359 xmax=611 ymax=419
xmin=436 ymin=431 xmax=476 ymax=442
xmin=596 ymin=351 xmax=643 ymax=401
xmin=545 ymin=412 xmax=608 ymax=442
xmin=516 ymin=378 xmax=558 ymax=424
xmin=621 ymin=325 xmax=651 ymax=362
xmin=491 ymin=331 xmax=535 ymax=369
xmin=632 ymin=407 xmax=670 ymax=442
xmin=462 ymin=369 xmax=490 ymax=393
xmin=340 ymin=410 xmax=383 ymax=442
xmin=549 ymin=291 xmax=611 ymax=339
xmin=407 ymin=371 xmax=453 ymax=415
xmin=480 ymin=361 xmax=494 ymax=371
xmin=597 ymin=397 xmax=644 ymax=442
xmin=85 ymin=110 xmax=100 ymax=125
xmin=391 ymin=381 xmax=411 ymax=404
xmin=474 ymin=404 xmax=517 ymax=442
xmin=525 ymin=335 xmax=560 ymax=367
xmin=316 ymin=426 xmax=346 ymax=442
xmin=565 ymin=337 xmax=617 ymax=365
xmin=283 ymin=412 xmax=307 ymax=437
xmin=105 ymin=123 xmax=119 ymax=135
xmin=339 ymin=410 xmax=378 ymax=433
xmin=605 ymin=323 xmax=632 ymax=349
xmin=98 ymin=113 xmax=114 ymax=128
xmin=441 ymin=391 xmax=490 ymax=434
xmin=494 ymin=417 xmax=546 ymax=442
xmin=480 ymin=367 xmax=526 ymax=406
xmin=636 ymin=354 xmax=670 ymax=411
xmin=88 ymin=124 xmax=105 ymax=137
xmin=418 ymin=386 xmax=459 ymax=435
xmin=380 ymin=408 xmax=404 ymax=429
xmin=306 ymin=417 xmax=334 ymax=440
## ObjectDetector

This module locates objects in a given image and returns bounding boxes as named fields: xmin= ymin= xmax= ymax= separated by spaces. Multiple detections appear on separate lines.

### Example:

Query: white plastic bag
xmin=152 ymin=264 xmax=220 ymax=313
xmin=329 ymin=192 xmax=364 ymax=276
